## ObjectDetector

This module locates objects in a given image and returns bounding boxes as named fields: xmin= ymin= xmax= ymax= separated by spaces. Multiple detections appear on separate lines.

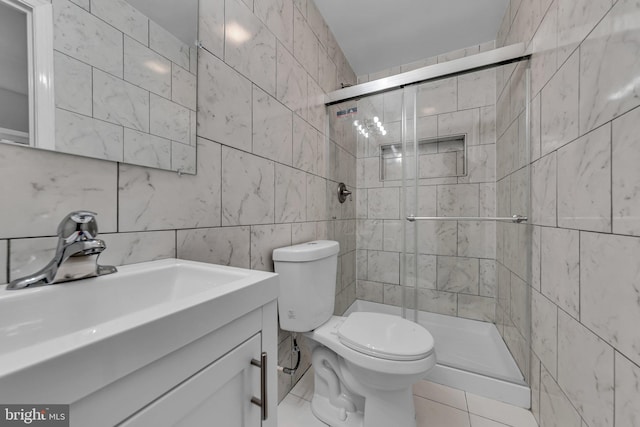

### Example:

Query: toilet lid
xmin=337 ymin=312 xmax=434 ymax=361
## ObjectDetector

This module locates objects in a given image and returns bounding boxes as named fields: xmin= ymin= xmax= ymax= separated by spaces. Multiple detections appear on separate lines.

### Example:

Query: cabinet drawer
xmin=71 ymin=308 xmax=262 ymax=426
xmin=120 ymin=334 xmax=262 ymax=427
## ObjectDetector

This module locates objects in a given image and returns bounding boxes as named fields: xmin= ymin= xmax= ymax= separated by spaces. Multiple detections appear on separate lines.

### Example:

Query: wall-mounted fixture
xmin=337 ymin=182 xmax=352 ymax=203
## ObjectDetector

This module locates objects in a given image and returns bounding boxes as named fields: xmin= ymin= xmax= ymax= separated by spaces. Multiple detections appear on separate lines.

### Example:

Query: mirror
xmin=0 ymin=1 xmax=29 ymax=145
xmin=0 ymin=0 xmax=198 ymax=174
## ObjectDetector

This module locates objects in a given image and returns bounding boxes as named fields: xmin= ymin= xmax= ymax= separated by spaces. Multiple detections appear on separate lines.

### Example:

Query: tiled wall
xmin=357 ymin=41 xmax=496 ymax=84
xmin=497 ymin=0 xmax=640 ymax=425
xmin=351 ymin=43 xmax=500 ymax=323
xmin=0 ymin=0 xmax=356 ymax=405
xmin=53 ymin=0 xmax=197 ymax=173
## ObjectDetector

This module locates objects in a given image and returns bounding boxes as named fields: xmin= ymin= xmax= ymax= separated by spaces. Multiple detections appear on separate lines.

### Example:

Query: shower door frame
xmin=397 ymin=62 xmax=533 ymax=385
xmin=326 ymin=45 xmax=534 ymax=387
xmin=325 ymin=43 xmax=530 ymax=106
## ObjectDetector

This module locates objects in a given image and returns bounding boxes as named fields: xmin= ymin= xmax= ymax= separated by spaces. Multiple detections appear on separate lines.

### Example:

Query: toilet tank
xmin=273 ymin=240 xmax=340 ymax=332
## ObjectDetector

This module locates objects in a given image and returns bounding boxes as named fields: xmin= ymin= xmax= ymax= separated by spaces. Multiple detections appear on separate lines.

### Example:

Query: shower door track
xmin=325 ymin=42 xmax=531 ymax=105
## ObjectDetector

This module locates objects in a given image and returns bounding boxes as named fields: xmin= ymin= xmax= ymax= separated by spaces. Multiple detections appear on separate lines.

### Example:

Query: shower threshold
xmin=344 ymin=300 xmax=531 ymax=409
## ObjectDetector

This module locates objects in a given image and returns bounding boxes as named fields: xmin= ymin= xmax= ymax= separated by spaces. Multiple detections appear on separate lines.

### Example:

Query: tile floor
xmin=278 ymin=368 xmax=538 ymax=427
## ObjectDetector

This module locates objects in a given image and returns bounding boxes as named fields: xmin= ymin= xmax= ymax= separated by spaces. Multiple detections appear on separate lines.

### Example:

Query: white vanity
xmin=0 ymin=259 xmax=279 ymax=427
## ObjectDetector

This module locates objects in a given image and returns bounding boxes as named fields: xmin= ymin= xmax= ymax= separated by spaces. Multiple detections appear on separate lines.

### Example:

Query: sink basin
xmin=0 ymin=258 xmax=279 ymax=403
xmin=1 ymin=260 xmax=256 ymax=353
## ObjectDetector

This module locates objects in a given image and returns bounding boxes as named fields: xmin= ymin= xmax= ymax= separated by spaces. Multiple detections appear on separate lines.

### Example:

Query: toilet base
xmin=309 ymin=345 xmax=418 ymax=427
xmin=311 ymin=394 xmax=363 ymax=427
xmin=310 ymin=386 xmax=417 ymax=427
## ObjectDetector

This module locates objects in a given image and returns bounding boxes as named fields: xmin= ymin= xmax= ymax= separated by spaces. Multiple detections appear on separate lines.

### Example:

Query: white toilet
xmin=273 ymin=240 xmax=436 ymax=427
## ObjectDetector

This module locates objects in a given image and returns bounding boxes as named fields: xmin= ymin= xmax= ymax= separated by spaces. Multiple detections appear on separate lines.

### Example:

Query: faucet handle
xmin=57 ymin=211 xmax=99 ymax=242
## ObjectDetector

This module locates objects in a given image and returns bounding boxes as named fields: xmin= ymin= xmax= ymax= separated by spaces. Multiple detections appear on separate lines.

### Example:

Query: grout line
xmin=554 ymin=147 xmax=558 ymax=228
xmin=464 ymin=389 xmax=470 ymax=413
xmin=552 ymin=302 xmax=556 ymax=380
xmin=613 ymin=350 xmax=616 ymax=427
xmin=413 ymin=393 xmax=470 ymax=416
xmin=219 ymin=144 xmax=223 ymax=227
xmin=578 ymin=231 xmax=581 ymax=322
xmin=5 ymin=240 xmax=10 ymax=284
xmin=610 ymin=121 xmax=613 ymax=234
xmin=116 ymin=162 xmax=120 ymax=232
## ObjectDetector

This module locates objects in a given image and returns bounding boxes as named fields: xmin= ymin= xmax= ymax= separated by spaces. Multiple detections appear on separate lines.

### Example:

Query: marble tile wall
xmin=498 ymin=0 xmax=640 ymax=425
xmin=0 ymin=0 xmax=356 ymax=405
xmin=53 ymin=0 xmax=197 ymax=173
xmin=352 ymin=43 xmax=498 ymax=323
xmin=357 ymin=41 xmax=496 ymax=84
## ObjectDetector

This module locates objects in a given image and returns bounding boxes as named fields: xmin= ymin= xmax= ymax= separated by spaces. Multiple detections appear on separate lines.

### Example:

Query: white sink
xmin=0 ymin=258 xmax=279 ymax=404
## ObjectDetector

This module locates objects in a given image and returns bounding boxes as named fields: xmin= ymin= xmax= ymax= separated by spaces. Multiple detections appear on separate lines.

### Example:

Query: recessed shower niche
xmin=379 ymin=134 xmax=466 ymax=181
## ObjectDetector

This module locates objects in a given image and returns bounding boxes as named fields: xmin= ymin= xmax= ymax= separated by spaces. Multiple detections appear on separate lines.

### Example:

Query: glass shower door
xmin=400 ymin=61 xmax=532 ymax=385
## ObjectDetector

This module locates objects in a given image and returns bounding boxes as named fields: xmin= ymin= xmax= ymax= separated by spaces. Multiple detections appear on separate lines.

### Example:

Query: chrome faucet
xmin=7 ymin=211 xmax=117 ymax=290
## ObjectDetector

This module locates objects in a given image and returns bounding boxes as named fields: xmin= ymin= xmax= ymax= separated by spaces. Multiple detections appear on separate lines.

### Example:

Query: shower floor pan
xmin=344 ymin=300 xmax=531 ymax=408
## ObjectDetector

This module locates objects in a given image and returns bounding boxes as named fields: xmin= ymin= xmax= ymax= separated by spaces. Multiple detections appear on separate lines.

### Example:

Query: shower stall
xmin=326 ymin=46 xmax=532 ymax=407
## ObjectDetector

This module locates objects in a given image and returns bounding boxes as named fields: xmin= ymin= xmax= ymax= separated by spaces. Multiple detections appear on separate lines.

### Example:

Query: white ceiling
xmin=314 ymin=0 xmax=509 ymax=76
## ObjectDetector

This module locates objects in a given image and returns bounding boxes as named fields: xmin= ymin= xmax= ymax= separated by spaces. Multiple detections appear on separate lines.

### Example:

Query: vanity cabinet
xmin=0 ymin=259 xmax=279 ymax=427
xmin=121 ymin=334 xmax=263 ymax=427
xmin=69 ymin=301 xmax=278 ymax=427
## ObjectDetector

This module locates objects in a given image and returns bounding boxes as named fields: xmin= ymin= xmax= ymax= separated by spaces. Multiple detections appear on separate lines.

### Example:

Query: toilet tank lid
xmin=273 ymin=240 xmax=340 ymax=262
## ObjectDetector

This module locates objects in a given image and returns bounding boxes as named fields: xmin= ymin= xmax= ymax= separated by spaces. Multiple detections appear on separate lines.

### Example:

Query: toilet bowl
xmin=273 ymin=240 xmax=436 ymax=427
xmin=306 ymin=314 xmax=436 ymax=427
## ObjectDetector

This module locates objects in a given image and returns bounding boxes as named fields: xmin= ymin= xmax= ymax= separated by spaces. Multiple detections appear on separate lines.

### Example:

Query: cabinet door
xmin=120 ymin=334 xmax=263 ymax=427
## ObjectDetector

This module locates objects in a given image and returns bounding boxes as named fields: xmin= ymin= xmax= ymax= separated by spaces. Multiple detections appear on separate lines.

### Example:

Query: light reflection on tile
xmin=579 ymin=0 xmax=640 ymax=134
xmin=123 ymin=36 xmax=171 ymax=98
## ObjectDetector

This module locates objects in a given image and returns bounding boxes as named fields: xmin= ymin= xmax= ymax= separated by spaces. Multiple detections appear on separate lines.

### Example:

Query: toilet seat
xmin=307 ymin=316 xmax=436 ymax=377
xmin=337 ymin=312 xmax=434 ymax=361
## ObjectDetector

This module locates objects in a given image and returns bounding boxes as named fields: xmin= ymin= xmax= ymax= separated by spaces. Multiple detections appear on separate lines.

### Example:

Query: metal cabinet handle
xmin=251 ymin=352 xmax=268 ymax=421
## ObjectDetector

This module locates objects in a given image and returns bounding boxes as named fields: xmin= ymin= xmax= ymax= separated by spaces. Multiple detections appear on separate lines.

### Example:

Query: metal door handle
xmin=406 ymin=214 xmax=528 ymax=223
xmin=251 ymin=352 xmax=268 ymax=421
